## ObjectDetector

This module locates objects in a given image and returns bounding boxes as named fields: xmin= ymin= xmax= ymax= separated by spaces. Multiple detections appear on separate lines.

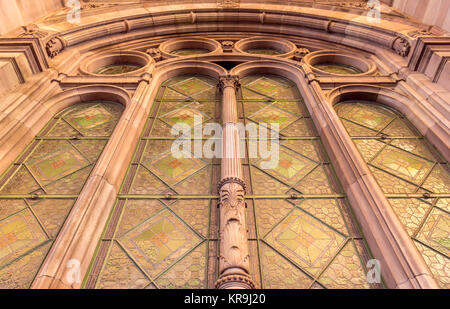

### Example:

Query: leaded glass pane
xmin=336 ymin=101 xmax=450 ymax=288
xmin=313 ymin=63 xmax=363 ymax=75
xmin=0 ymin=101 xmax=123 ymax=288
xmin=240 ymin=75 xmax=381 ymax=289
xmin=170 ymin=49 xmax=210 ymax=56
xmin=86 ymin=75 xmax=220 ymax=289
xmin=94 ymin=64 xmax=141 ymax=75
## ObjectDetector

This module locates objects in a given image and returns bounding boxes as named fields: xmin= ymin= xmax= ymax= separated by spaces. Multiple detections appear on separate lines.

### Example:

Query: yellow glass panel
xmin=336 ymin=101 xmax=450 ymax=285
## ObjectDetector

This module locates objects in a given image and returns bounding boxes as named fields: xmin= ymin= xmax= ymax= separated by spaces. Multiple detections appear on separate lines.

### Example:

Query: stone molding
xmin=303 ymin=50 xmax=378 ymax=76
xmin=27 ymin=8 xmax=418 ymax=60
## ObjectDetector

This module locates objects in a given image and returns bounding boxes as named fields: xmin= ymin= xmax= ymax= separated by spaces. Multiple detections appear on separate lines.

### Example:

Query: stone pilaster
xmin=216 ymin=75 xmax=255 ymax=289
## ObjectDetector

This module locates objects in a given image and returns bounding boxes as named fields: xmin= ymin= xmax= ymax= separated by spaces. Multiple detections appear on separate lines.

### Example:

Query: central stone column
xmin=215 ymin=75 xmax=255 ymax=289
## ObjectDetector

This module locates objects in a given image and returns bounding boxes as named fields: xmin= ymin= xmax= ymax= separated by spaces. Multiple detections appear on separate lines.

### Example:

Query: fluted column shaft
xmin=215 ymin=75 xmax=255 ymax=289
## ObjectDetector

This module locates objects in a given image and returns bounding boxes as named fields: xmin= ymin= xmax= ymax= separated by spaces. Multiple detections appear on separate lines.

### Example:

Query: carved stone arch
xmin=42 ymin=85 xmax=131 ymax=114
xmin=328 ymin=85 xmax=450 ymax=161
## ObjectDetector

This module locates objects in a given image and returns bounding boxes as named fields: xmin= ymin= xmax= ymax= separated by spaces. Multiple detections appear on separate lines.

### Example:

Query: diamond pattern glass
xmin=88 ymin=75 xmax=219 ymax=289
xmin=336 ymin=101 xmax=450 ymax=288
xmin=0 ymin=101 xmax=123 ymax=288
xmin=241 ymin=75 xmax=380 ymax=289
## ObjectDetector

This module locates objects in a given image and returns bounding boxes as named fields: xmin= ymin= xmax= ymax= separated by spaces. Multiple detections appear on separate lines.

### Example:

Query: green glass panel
xmin=260 ymin=242 xmax=313 ymax=289
xmin=94 ymin=64 xmax=141 ymax=75
xmin=119 ymin=209 xmax=202 ymax=278
xmin=242 ymin=75 xmax=378 ymax=289
xmin=96 ymin=242 xmax=151 ymax=289
xmin=0 ymin=102 xmax=123 ymax=288
xmin=314 ymin=63 xmax=363 ymax=75
xmin=88 ymin=75 xmax=218 ymax=289
xmin=155 ymin=242 xmax=207 ymax=289
xmin=246 ymin=49 xmax=282 ymax=55
xmin=336 ymin=101 xmax=450 ymax=285
xmin=170 ymin=49 xmax=209 ymax=56
xmin=264 ymin=208 xmax=346 ymax=276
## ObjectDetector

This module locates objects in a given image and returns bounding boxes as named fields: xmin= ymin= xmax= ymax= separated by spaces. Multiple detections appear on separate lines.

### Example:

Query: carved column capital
xmin=218 ymin=177 xmax=247 ymax=194
xmin=218 ymin=75 xmax=240 ymax=92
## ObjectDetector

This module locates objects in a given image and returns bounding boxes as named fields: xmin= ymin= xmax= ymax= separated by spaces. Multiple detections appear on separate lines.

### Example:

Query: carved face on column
xmin=218 ymin=180 xmax=250 ymax=275
xmin=219 ymin=181 xmax=245 ymax=222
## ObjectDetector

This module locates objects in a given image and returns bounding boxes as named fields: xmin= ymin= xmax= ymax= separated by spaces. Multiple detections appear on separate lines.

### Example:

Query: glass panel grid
xmin=86 ymin=75 xmax=220 ymax=289
xmin=240 ymin=75 xmax=382 ymax=289
xmin=0 ymin=101 xmax=123 ymax=288
xmin=336 ymin=101 xmax=450 ymax=288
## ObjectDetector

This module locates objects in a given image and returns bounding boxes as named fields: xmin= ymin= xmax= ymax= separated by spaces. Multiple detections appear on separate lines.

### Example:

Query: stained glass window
xmin=94 ymin=64 xmax=142 ymax=75
xmin=336 ymin=101 xmax=450 ymax=288
xmin=86 ymin=75 xmax=220 ymax=289
xmin=0 ymin=101 xmax=124 ymax=288
xmin=170 ymin=49 xmax=210 ymax=56
xmin=245 ymin=49 xmax=283 ymax=56
xmin=313 ymin=63 xmax=362 ymax=75
xmin=239 ymin=75 xmax=382 ymax=289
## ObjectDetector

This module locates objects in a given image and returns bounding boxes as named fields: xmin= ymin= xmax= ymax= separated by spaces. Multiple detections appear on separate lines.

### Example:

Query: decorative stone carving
xmin=408 ymin=29 xmax=434 ymax=38
xmin=19 ymin=24 xmax=48 ymax=39
xmin=146 ymin=48 xmax=162 ymax=62
xmin=293 ymin=48 xmax=311 ymax=61
xmin=216 ymin=180 xmax=254 ymax=289
xmin=392 ymin=37 xmax=411 ymax=57
xmin=221 ymin=41 xmax=234 ymax=52
xmin=217 ymin=0 xmax=240 ymax=9
xmin=46 ymin=36 xmax=66 ymax=58
xmin=218 ymin=75 xmax=240 ymax=91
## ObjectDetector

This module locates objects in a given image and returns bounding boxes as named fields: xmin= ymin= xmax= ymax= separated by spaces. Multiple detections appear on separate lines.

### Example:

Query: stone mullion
xmin=215 ymin=75 xmax=255 ymax=289
xmin=300 ymin=64 xmax=439 ymax=289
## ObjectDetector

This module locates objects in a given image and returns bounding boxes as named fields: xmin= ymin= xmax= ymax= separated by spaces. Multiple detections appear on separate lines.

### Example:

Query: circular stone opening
xmin=235 ymin=37 xmax=296 ymax=58
xmin=80 ymin=51 xmax=152 ymax=76
xmin=159 ymin=38 xmax=221 ymax=58
xmin=304 ymin=51 xmax=377 ymax=76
